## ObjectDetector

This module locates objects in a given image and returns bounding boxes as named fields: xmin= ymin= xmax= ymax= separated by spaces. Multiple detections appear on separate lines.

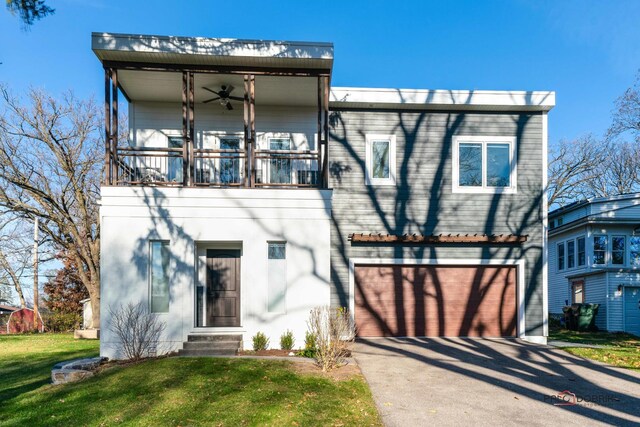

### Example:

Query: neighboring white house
xmin=548 ymin=193 xmax=640 ymax=336
xmin=94 ymin=32 xmax=554 ymax=359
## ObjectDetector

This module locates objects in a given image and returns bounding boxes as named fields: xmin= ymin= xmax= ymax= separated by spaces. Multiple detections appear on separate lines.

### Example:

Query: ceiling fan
xmin=202 ymin=85 xmax=243 ymax=110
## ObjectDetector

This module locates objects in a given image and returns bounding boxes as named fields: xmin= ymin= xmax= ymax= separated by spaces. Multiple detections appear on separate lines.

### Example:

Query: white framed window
xmin=630 ymin=236 xmax=640 ymax=267
xmin=577 ymin=236 xmax=586 ymax=267
xmin=557 ymin=242 xmax=565 ymax=271
xmin=452 ymin=136 xmax=517 ymax=194
xmin=593 ymin=235 xmax=607 ymax=265
xmin=150 ymin=240 xmax=170 ymax=313
xmin=365 ymin=134 xmax=396 ymax=186
xmin=267 ymin=242 xmax=287 ymax=313
xmin=567 ymin=239 xmax=576 ymax=269
xmin=612 ymin=236 xmax=625 ymax=265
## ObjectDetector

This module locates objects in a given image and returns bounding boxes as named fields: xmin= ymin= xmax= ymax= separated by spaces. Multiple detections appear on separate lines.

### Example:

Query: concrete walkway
xmin=354 ymin=338 xmax=640 ymax=427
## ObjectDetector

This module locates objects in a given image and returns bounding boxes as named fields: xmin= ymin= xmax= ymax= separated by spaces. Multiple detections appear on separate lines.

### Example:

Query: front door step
xmin=177 ymin=334 xmax=242 ymax=356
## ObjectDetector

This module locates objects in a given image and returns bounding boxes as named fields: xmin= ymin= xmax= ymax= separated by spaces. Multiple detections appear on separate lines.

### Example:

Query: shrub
xmin=108 ymin=302 xmax=166 ymax=361
xmin=42 ymin=311 xmax=81 ymax=332
xmin=307 ymin=306 xmax=356 ymax=371
xmin=279 ymin=330 xmax=295 ymax=350
xmin=252 ymin=331 xmax=269 ymax=351
xmin=297 ymin=331 xmax=317 ymax=358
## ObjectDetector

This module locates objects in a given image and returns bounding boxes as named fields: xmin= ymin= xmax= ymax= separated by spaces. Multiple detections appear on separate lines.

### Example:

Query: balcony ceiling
xmin=118 ymin=70 xmax=319 ymax=106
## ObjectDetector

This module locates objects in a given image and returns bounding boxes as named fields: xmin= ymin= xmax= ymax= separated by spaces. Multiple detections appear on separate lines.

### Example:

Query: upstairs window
xmin=567 ymin=239 xmax=575 ymax=269
xmin=557 ymin=242 xmax=565 ymax=271
xmin=577 ymin=237 xmax=586 ymax=266
xmin=452 ymin=136 xmax=516 ymax=194
xmin=612 ymin=236 xmax=625 ymax=265
xmin=593 ymin=235 xmax=607 ymax=265
xmin=630 ymin=236 xmax=640 ymax=267
xmin=365 ymin=134 xmax=396 ymax=186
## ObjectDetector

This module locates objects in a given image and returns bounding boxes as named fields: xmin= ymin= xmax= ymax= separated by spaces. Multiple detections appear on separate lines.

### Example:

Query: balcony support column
xmin=243 ymin=75 xmax=250 ymax=187
xmin=104 ymin=68 xmax=112 ymax=185
xmin=322 ymin=75 xmax=330 ymax=188
xmin=317 ymin=77 xmax=322 ymax=187
xmin=188 ymin=72 xmax=195 ymax=186
xmin=181 ymin=72 xmax=189 ymax=186
xmin=111 ymin=68 xmax=119 ymax=185
xmin=249 ymin=75 xmax=256 ymax=187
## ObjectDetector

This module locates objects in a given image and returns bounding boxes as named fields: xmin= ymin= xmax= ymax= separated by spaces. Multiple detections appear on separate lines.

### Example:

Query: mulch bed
xmin=238 ymin=349 xmax=296 ymax=357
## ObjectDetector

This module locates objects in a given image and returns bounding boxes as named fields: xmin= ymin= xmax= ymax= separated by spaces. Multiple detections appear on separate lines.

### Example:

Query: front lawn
xmin=549 ymin=328 xmax=640 ymax=371
xmin=0 ymin=334 xmax=381 ymax=426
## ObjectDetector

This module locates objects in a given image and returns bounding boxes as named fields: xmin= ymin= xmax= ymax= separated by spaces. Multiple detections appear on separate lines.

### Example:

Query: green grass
xmin=0 ymin=334 xmax=381 ymax=426
xmin=549 ymin=327 xmax=640 ymax=371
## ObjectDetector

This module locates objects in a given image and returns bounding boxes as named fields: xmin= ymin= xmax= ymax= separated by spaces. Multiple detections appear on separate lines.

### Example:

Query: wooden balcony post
xmin=317 ymin=77 xmax=323 ymax=188
xmin=188 ymin=72 xmax=195 ymax=186
xmin=111 ymin=68 xmax=119 ymax=184
xmin=243 ymin=75 xmax=250 ymax=187
xmin=182 ymin=72 xmax=188 ymax=186
xmin=323 ymin=75 xmax=330 ymax=188
xmin=249 ymin=75 xmax=256 ymax=187
xmin=104 ymin=68 xmax=112 ymax=185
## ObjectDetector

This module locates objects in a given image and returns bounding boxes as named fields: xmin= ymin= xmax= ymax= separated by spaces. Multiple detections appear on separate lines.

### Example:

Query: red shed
xmin=7 ymin=308 xmax=44 ymax=333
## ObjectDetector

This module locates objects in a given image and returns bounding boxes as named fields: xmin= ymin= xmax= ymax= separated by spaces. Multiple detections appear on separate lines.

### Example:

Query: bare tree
xmin=608 ymin=71 xmax=640 ymax=143
xmin=0 ymin=85 xmax=102 ymax=327
xmin=5 ymin=0 xmax=54 ymax=28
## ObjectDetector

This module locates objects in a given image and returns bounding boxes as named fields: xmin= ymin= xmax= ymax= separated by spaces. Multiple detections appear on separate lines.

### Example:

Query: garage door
xmin=354 ymin=265 xmax=517 ymax=337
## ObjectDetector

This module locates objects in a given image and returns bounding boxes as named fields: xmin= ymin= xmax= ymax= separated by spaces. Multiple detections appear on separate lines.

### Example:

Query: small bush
xmin=279 ymin=330 xmax=295 ymax=350
xmin=252 ymin=331 xmax=269 ymax=351
xmin=108 ymin=302 xmax=166 ymax=361
xmin=307 ymin=306 xmax=356 ymax=371
xmin=297 ymin=331 xmax=317 ymax=358
xmin=42 ymin=311 xmax=81 ymax=332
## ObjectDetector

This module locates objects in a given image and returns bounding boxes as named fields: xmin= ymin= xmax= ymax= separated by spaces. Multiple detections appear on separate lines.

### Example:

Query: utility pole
xmin=33 ymin=217 xmax=39 ymax=332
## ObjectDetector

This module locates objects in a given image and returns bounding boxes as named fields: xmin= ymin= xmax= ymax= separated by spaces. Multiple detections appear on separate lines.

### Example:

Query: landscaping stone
xmin=51 ymin=356 xmax=107 ymax=385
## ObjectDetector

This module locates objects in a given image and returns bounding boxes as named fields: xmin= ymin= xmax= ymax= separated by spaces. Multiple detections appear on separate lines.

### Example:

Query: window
xmin=567 ymin=240 xmax=575 ymax=269
xmin=219 ymin=137 xmax=242 ymax=184
xmin=168 ymin=137 xmax=183 ymax=182
xmin=612 ymin=236 xmax=625 ymax=265
xmin=557 ymin=242 xmax=565 ymax=271
xmin=572 ymin=281 xmax=584 ymax=304
xmin=365 ymin=134 xmax=396 ymax=185
xmin=577 ymin=237 xmax=586 ymax=266
xmin=452 ymin=136 xmax=516 ymax=193
xmin=267 ymin=242 xmax=287 ymax=313
xmin=593 ymin=235 xmax=607 ymax=265
xmin=269 ymin=138 xmax=292 ymax=184
xmin=630 ymin=237 xmax=640 ymax=267
xmin=150 ymin=241 xmax=170 ymax=313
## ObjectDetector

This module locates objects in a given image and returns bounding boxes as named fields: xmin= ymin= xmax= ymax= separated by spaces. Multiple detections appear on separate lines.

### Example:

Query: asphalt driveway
xmin=354 ymin=338 xmax=640 ymax=426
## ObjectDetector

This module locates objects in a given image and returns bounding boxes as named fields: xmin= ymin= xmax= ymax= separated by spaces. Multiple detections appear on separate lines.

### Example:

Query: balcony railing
xmin=113 ymin=145 xmax=323 ymax=188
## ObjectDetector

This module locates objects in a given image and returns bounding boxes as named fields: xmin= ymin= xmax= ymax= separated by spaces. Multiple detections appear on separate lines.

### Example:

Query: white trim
xmin=348 ymin=257 xmax=528 ymax=340
xmin=542 ymin=111 xmax=549 ymax=337
xmin=331 ymin=87 xmax=556 ymax=111
xmin=451 ymin=136 xmax=517 ymax=194
xmin=365 ymin=134 xmax=396 ymax=186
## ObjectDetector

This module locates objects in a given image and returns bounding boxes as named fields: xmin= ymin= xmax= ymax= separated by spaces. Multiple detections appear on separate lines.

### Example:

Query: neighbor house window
xmin=267 ymin=242 xmax=287 ymax=313
xmin=452 ymin=136 xmax=516 ymax=193
xmin=577 ymin=237 xmax=586 ymax=266
xmin=365 ymin=134 xmax=396 ymax=185
xmin=150 ymin=241 xmax=170 ymax=313
xmin=572 ymin=281 xmax=584 ymax=304
xmin=567 ymin=239 xmax=575 ymax=269
xmin=612 ymin=236 xmax=625 ymax=265
xmin=557 ymin=242 xmax=565 ymax=271
xmin=630 ymin=236 xmax=640 ymax=267
xmin=593 ymin=235 xmax=607 ymax=265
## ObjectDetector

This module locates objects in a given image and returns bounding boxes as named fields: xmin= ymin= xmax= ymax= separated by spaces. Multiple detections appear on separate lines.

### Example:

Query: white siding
xmin=548 ymin=227 xmax=589 ymax=314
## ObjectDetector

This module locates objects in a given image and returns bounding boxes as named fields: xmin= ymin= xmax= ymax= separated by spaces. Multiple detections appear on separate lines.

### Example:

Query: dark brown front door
xmin=354 ymin=265 xmax=517 ymax=337
xmin=205 ymin=249 xmax=241 ymax=327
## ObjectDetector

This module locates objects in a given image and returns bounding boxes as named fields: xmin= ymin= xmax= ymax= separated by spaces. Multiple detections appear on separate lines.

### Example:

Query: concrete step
xmin=178 ymin=348 xmax=237 ymax=357
xmin=182 ymin=341 xmax=241 ymax=351
xmin=187 ymin=334 xmax=242 ymax=343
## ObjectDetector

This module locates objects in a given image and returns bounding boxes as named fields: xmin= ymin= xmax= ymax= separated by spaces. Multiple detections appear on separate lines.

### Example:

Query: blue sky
xmin=1 ymin=0 xmax=639 ymax=148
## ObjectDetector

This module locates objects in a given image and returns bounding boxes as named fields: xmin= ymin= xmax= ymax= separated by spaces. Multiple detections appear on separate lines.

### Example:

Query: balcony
xmin=97 ymin=34 xmax=332 ymax=189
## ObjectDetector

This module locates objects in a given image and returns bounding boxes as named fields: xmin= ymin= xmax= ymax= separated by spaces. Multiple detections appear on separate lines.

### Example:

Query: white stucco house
xmin=95 ymin=32 xmax=554 ymax=359
xmin=548 ymin=193 xmax=640 ymax=336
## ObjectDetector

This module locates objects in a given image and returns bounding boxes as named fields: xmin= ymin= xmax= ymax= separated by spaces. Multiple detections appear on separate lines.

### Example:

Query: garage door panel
xmin=355 ymin=265 xmax=517 ymax=337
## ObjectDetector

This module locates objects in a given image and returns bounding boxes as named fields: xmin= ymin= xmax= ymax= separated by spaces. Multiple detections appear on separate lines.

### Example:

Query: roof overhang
xmin=92 ymin=32 xmax=334 ymax=72
xmin=330 ymin=87 xmax=555 ymax=112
